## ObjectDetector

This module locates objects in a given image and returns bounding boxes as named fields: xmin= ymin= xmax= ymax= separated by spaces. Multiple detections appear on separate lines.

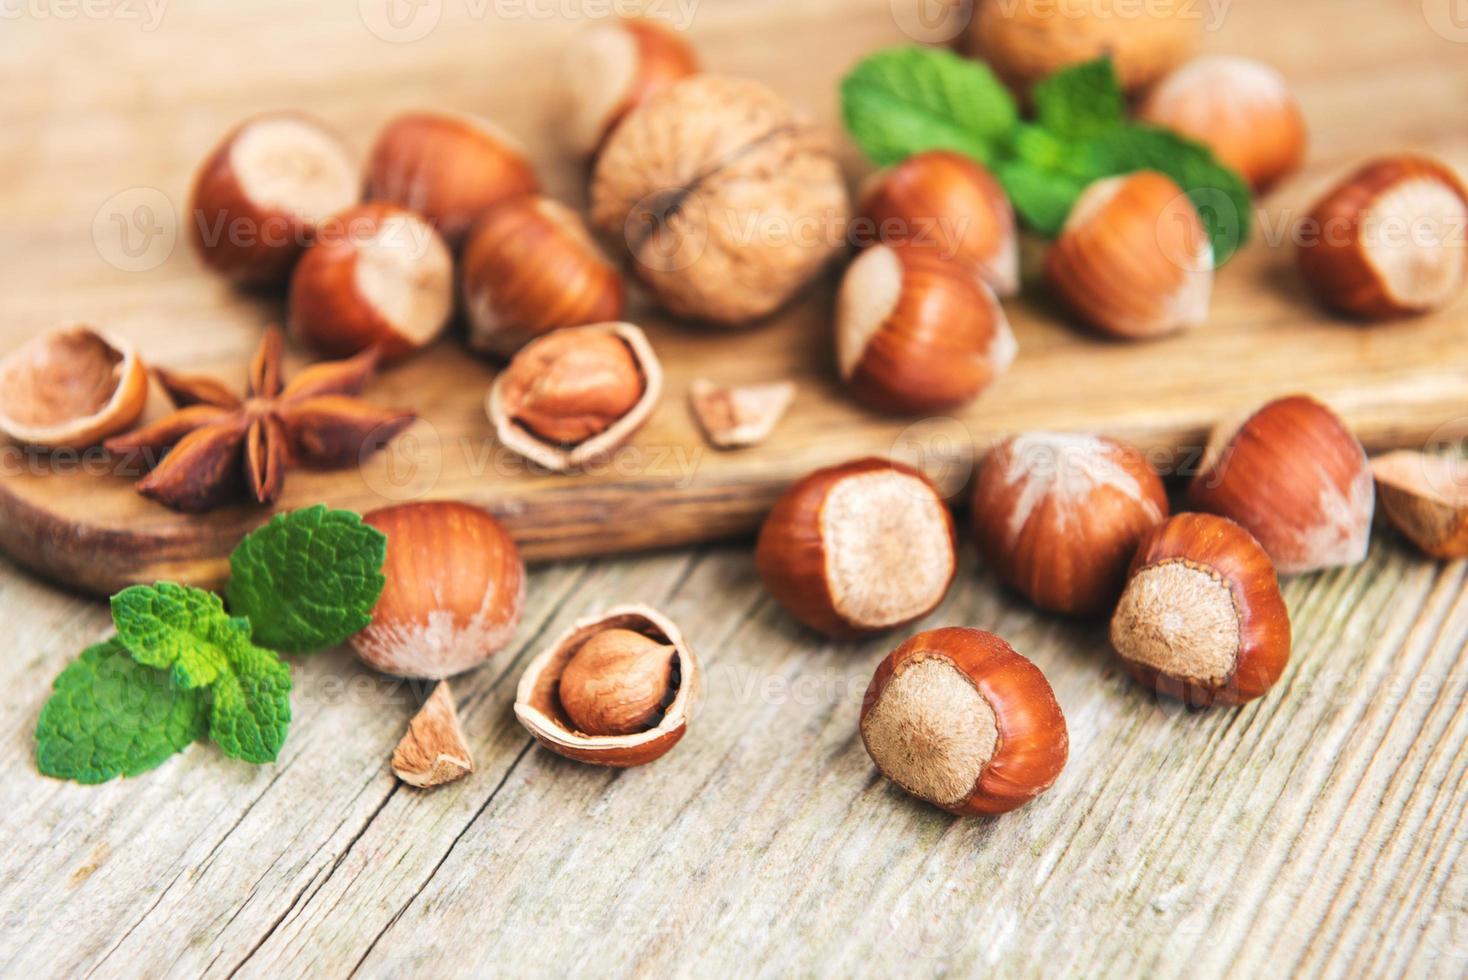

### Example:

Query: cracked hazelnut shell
xmin=364 ymin=110 xmax=538 ymax=247
xmin=461 ymin=195 xmax=624 ymax=357
xmin=972 ymin=433 xmax=1169 ymax=616
xmin=1188 ymin=395 xmax=1374 ymax=575
xmin=756 ymin=457 xmax=958 ymax=638
xmin=1297 ymin=156 xmax=1468 ymax=321
xmin=1111 ymin=513 xmax=1292 ymax=706
xmin=0 ymin=326 xmax=148 ymax=449
xmin=392 ymin=681 xmax=474 ymax=788
xmin=515 ymin=605 xmax=698 ymax=767
xmin=486 ymin=322 xmax=662 ymax=472
xmin=590 ymin=74 xmax=851 ymax=326
xmin=861 ymin=628 xmax=1068 ymax=816
xmin=1370 ymin=450 xmax=1468 ymax=560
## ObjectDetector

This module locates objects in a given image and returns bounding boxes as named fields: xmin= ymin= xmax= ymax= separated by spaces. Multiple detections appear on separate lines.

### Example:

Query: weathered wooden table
xmin=3 ymin=0 xmax=1467 ymax=976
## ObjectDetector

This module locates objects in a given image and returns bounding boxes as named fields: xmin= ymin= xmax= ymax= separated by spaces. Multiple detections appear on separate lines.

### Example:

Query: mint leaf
xmin=996 ymin=160 xmax=1089 ymax=237
xmin=112 ymin=583 xmax=254 ymax=689
xmin=36 ymin=639 xmax=208 ymax=784
xmin=208 ymin=643 xmax=292 ymax=764
xmin=1077 ymin=126 xmax=1253 ymax=262
xmin=1031 ymin=58 xmax=1125 ymax=142
xmin=226 ymin=506 xmax=387 ymax=654
xmin=842 ymin=46 xmax=1018 ymax=167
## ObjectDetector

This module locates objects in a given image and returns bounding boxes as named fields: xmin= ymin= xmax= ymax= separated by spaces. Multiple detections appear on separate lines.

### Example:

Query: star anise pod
xmin=105 ymin=328 xmax=415 ymax=512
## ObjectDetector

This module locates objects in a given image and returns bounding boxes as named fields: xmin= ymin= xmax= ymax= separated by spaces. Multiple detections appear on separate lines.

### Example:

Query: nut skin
xmin=836 ymin=245 xmax=1016 ymax=414
xmin=188 ymin=112 xmax=358 ymax=285
xmin=1138 ymin=56 xmax=1307 ymax=194
xmin=1046 ymin=171 xmax=1214 ymax=340
xmin=288 ymin=202 xmax=454 ymax=362
xmin=363 ymin=111 xmax=538 ymax=247
xmin=861 ymin=628 xmax=1068 ymax=817
xmin=515 ymin=606 xmax=698 ymax=767
xmin=1188 ymin=395 xmax=1374 ymax=575
xmin=562 ymin=18 xmax=699 ymax=159
xmin=971 ymin=434 xmax=1169 ymax=616
xmin=1112 ymin=513 xmax=1292 ymax=706
xmin=0 ymin=326 xmax=148 ymax=449
xmin=590 ymin=74 xmax=851 ymax=326
xmin=487 ymin=322 xmax=663 ymax=472
xmin=967 ymin=0 xmax=1198 ymax=96
xmin=352 ymin=502 xmax=526 ymax=680
xmin=755 ymin=457 xmax=957 ymax=638
xmin=461 ymin=196 xmax=625 ymax=357
xmin=1296 ymin=156 xmax=1468 ymax=321
xmin=558 ymin=628 xmax=676 ymax=736
xmin=857 ymin=151 xmax=1019 ymax=297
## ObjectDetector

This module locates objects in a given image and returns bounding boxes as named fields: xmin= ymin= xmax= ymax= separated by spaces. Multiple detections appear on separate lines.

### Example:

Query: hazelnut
xmin=188 ymin=112 xmax=358 ymax=284
xmin=561 ymin=17 xmax=699 ymax=159
xmin=835 ymin=245 xmax=1016 ymax=414
xmin=363 ymin=110 xmax=538 ymax=247
xmin=860 ymin=628 xmax=1068 ymax=816
xmin=0 ymin=326 xmax=148 ymax=449
xmin=1046 ymin=171 xmax=1214 ymax=339
xmin=461 ymin=195 xmax=624 ymax=357
xmin=558 ymin=628 xmax=676 ymax=736
xmin=352 ymin=501 xmax=525 ymax=679
xmin=971 ymin=433 xmax=1169 ymax=616
xmin=486 ymin=322 xmax=662 ymax=472
xmin=1111 ymin=513 xmax=1292 ymax=706
xmin=391 ymin=681 xmax=474 ymax=788
xmin=966 ymin=0 xmax=1198 ymax=95
xmin=1188 ymin=395 xmax=1374 ymax=575
xmin=857 ymin=150 xmax=1019 ymax=297
xmin=1138 ymin=56 xmax=1307 ymax=194
xmin=1369 ymin=450 xmax=1468 ymax=560
xmin=756 ymin=457 xmax=957 ymax=638
xmin=688 ymin=378 xmax=795 ymax=450
xmin=515 ymin=605 xmax=698 ymax=767
xmin=288 ymin=202 xmax=454 ymax=362
xmin=1297 ymin=156 xmax=1468 ymax=321
xmin=590 ymin=74 xmax=851 ymax=326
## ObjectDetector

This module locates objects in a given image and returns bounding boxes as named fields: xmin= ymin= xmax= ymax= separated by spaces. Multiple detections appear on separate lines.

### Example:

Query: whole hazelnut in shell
xmin=967 ymin=0 xmax=1199 ymax=96
xmin=590 ymin=74 xmax=852 ymax=327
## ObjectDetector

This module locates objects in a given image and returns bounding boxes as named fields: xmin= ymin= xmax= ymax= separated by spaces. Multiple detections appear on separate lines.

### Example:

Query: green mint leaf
xmin=208 ymin=643 xmax=292 ymax=764
xmin=1076 ymin=126 xmax=1254 ymax=263
xmin=35 ymin=639 xmax=207 ymax=784
xmin=226 ymin=505 xmax=387 ymax=654
xmin=996 ymin=160 xmax=1089 ymax=237
xmin=1031 ymin=58 xmax=1125 ymax=142
xmin=842 ymin=46 xmax=1018 ymax=168
xmin=111 ymin=583 xmax=254 ymax=689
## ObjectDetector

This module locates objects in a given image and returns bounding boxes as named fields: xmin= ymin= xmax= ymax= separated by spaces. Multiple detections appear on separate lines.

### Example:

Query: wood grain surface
xmin=2 ymin=0 xmax=1468 ymax=595
xmin=1 ymin=2 xmax=1467 ymax=978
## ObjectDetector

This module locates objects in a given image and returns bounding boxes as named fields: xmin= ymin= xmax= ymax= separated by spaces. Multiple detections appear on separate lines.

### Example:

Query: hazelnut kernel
xmin=558 ymin=628 xmax=676 ymax=736
xmin=498 ymin=330 xmax=644 ymax=445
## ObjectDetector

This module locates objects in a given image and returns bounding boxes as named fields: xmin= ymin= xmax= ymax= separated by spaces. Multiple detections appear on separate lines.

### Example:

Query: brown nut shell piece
xmin=0 ymin=327 xmax=148 ymax=449
xmin=1111 ymin=513 xmax=1292 ymax=707
xmin=514 ymin=605 xmax=699 ymax=767
xmin=590 ymin=74 xmax=851 ymax=326
xmin=688 ymin=378 xmax=795 ymax=449
xmin=392 ymin=681 xmax=474 ymax=788
xmin=860 ymin=628 xmax=1068 ymax=817
xmin=486 ymin=322 xmax=662 ymax=472
xmin=1370 ymin=450 xmax=1468 ymax=559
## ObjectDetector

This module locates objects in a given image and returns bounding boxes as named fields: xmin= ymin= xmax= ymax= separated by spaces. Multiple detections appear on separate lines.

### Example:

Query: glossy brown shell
xmin=514 ymin=605 xmax=698 ymax=767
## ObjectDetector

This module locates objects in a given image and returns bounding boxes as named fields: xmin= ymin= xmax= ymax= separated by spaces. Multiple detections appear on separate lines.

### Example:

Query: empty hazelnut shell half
xmin=1370 ymin=450 xmax=1468 ymax=560
xmin=486 ymin=322 xmax=663 ymax=472
xmin=514 ymin=605 xmax=699 ymax=767
xmin=0 ymin=326 xmax=148 ymax=449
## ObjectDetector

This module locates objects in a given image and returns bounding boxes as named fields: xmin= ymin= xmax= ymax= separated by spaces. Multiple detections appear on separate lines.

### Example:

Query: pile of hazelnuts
xmin=180 ymin=16 xmax=1468 ymax=815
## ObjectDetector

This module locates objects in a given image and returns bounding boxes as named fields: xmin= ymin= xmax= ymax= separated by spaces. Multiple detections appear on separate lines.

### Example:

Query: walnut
xmin=967 ymin=0 xmax=1199 ymax=96
xmin=590 ymin=74 xmax=851 ymax=326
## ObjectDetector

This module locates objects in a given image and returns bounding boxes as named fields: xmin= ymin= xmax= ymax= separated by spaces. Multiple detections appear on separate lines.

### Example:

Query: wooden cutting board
xmin=2 ymin=0 xmax=1466 ymax=596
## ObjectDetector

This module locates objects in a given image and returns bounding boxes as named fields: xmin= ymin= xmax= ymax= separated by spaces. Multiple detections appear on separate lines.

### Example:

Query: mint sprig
xmin=841 ymin=48 xmax=1254 ymax=263
xmin=35 ymin=506 xmax=387 ymax=784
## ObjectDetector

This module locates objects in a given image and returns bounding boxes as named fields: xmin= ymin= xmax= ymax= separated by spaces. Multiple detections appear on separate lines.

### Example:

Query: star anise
xmin=105 ymin=327 xmax=415 ymax=512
